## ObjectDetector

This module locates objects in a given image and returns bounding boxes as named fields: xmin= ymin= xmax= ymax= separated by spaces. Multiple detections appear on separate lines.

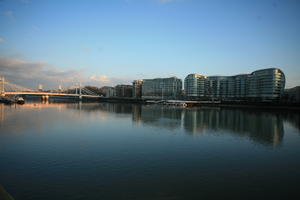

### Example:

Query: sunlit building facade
xmin=184 ymin=74 xmax=207 ymax=100
xmin=142 ymin=77 xmax=182 ymax=99
xmin=133 ymin=80 xmax=143 ymax=99
xmin=247 ymin=68 xmax=285 ymax=100
xmin=184 ymin=68 xmax=285 ymax=101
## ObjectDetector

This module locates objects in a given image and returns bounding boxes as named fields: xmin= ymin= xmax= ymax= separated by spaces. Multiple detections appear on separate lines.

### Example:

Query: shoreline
xmin=193 ymin=103 xmax=300 ymax=111
xmin=2 ymin=96 xmax=300 ymax=110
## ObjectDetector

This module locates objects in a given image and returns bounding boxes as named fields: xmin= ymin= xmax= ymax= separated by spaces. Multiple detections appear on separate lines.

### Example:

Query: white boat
xmin=16 ymin=97 xmax=25 ymax=104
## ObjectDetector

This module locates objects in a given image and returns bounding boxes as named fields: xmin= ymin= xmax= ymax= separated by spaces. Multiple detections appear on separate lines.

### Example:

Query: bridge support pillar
xmin=41 ymin=95 xmax=49 ymax=101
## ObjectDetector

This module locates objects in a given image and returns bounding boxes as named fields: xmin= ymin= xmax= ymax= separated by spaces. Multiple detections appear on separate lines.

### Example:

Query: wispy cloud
xmin=81 ymin=46 xmax=92 ymax=52
xmin=32 ymin=25 xmax=41 ymax=32
xmin=20 ymin=0 xmax=31 ymax=4
xmin=0 ymin=57 xmax=83 ymax=89
xmin=2 ymin=10 xmax=14 ymax=20
xmin=88 ymin=74 xmax=132 ymax=86
xmin=0 ymin=37 xmax=5 ymax=43
xmin=159 ymin=0 xmax=175 ymax=3
xmin=0 ymin=57 xmax=132 ymax=89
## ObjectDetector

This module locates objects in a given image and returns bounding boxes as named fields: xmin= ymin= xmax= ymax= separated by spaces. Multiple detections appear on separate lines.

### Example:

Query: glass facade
xmin=184 ymin=74 xmax=206 ymax=99
xmin=247 ymin=68 xmax=285 ymax=100
xmin=115 ymin=85 xmax=133 ymax=97
xmin=142 ymin=77 xmax=182 ymax=99
xmin=184 ymin=68 xmax=285 ymax=101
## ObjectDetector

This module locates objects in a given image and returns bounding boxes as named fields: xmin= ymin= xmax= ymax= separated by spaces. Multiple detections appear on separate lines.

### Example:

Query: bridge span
xmin=0 ymin=77 xmax=101 ymax=99
xmin=4 ymin=91 xmax=100 ymax=98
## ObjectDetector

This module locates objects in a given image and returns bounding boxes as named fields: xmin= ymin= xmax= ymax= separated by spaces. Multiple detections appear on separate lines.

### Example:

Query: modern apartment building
xmin=115 ymin=85 xmax=133 ymax=98
xmin=133 ymin=80 xmax=143 ymax=99
xmin=101 ymin=86 xmax=115 ymax=97
xmin=184 ymin=68 xmax=285 ymax=101
xmin=247 ymin=68 xmax=285 ymax=99
xmin=184 ymin=74 xmax=207 ymax=100
xmin=142 ymin=77 xmax=182 ymax=99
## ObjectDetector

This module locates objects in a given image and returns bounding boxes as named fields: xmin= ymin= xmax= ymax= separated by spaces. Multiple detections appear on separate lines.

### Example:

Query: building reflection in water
xmin=134 ymin=105 xmax=183 ymax=130
xmin=1 ymin=102 xmax=300 ymax=147
xmin=183 ymin=107 xmax=284 ymax=146
xmin=0 ymin=104 xmax=4 ymax=126
xmin=86 ymin=103 xmax=300 ymax=147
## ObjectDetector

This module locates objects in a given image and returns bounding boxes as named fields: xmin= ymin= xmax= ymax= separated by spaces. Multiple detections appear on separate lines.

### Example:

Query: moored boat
xmin=16 ymin=97 xmax=25 ymax=104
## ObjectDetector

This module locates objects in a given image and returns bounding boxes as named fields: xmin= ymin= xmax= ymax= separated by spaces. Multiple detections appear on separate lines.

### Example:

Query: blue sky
xmin=0 ymin=0 xmax=300 ymax=89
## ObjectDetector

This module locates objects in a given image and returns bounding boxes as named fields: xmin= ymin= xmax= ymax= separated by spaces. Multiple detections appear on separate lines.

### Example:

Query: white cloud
xmin=0 ymin=37 xmax=5 ymax=43
xmin=0 ymin=57 xmax=133 ymax=89
xmin=88 ymin=74 xmax=133 ymax=87
xmin=0 ymin=57 xmax=84 ymax=89
xmin=89 ymin=74 xmax=110 ymax=83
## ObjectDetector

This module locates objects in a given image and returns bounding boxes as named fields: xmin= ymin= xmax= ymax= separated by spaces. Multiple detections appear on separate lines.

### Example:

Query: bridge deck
xmin=4 ymin=92 xmax=100 ymax=98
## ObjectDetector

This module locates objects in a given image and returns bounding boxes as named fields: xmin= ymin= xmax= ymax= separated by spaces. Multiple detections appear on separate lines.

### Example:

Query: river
xmin=0 ymin=102 xmax=300 ymax=199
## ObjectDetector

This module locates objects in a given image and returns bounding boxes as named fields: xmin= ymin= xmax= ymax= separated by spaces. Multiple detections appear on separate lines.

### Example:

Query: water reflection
xmin=183 ymin=108 xmax=284 ymax=146
xmin=1 ymin=102 xmax=300 ymax=147
xmin=69 ymin=103 xmax=300 ymax=146
xmin=133 ymin=105 xmax=183 ymax=130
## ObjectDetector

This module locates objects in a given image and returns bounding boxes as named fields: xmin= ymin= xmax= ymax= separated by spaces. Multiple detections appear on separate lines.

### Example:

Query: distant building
xmin=37 ymin=84 xmax=43 ymax=91
xmin=133 ymin=80 xmax=143 ymax=99
xmin=282 ymin=86 xmax=300 ymax=103
xmin=107 ymin=87 xmax=116 ymax=97
xmin=101 ymin=86 xmax=115 ymax=97
xmin=184 ymin=68 xmax=285 ymax=101
xmin=142 ymin=77 xmax=182 ymax=100
xmin=115 ymin=85 xmax=133 ymax=97
xmin=58 ymin=85 xmax=63 ymax=92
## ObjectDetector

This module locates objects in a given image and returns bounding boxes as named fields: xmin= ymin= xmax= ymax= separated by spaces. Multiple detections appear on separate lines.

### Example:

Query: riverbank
xmin=195 ymin=103 xmax=300 ymax=111
xmin=2 ymin=96 xmax=300 ymax=110
xmin=102 ymin=98 xmax=300 ymax=110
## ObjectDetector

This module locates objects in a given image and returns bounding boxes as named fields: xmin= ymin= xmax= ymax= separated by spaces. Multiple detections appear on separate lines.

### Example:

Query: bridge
xmin=0 ymin=77 xmax=100 ymax=99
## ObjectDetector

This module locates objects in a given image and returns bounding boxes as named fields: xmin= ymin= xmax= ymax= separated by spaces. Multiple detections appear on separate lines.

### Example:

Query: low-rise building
xmin=101 ymin=86 xmax=115 ymax=97
xmin=142 ymin=77 xmax=182 ymax=100
xmin=282 ymin=86 xmax=300 ymax=103
xmin=115 ymin=85 xmax=133 ymax=98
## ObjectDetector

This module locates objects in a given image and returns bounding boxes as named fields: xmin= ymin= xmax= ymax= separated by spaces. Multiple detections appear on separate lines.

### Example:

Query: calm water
xmin=0 ymin=102 xmax=300 ymax=199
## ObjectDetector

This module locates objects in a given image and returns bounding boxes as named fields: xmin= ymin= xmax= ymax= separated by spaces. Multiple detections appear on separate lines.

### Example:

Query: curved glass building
xmin=247 ymin=68 xmax=285 ymax=100
xmin=184 ymin=68 xmax=285 ymax=101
